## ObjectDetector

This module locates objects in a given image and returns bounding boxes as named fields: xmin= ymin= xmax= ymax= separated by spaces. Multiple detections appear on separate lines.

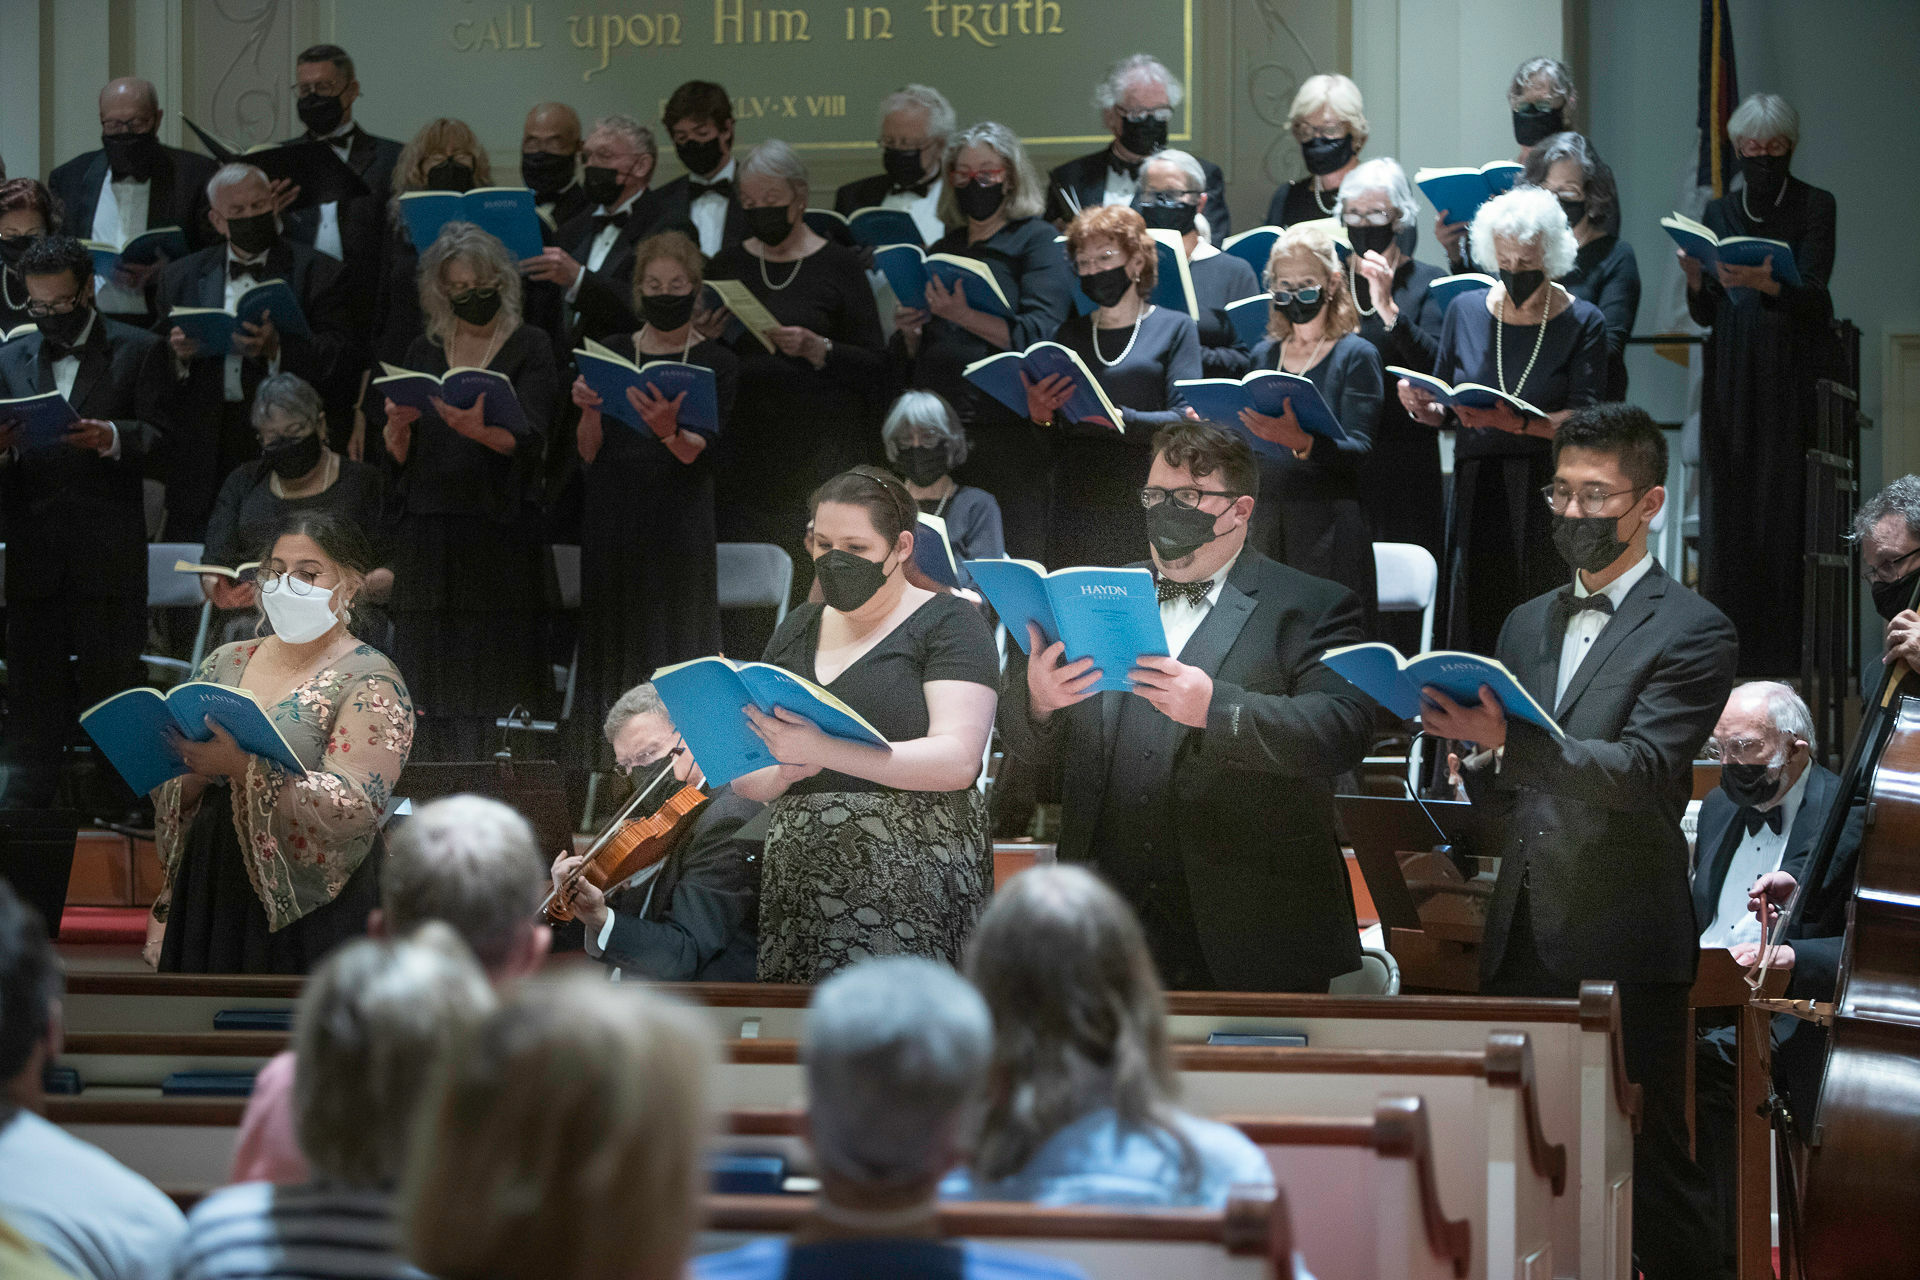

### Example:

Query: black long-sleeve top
xmin=1560 ymin=235 xmax=1642 ymax=400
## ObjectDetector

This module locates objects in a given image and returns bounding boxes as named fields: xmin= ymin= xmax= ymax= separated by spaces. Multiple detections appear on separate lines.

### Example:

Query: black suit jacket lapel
xmin=1781 ymin=766 xmax=1836 ymax=876
xmin=196 ymin=252 xmax=227 ymax=308
xmin=1178 ymin=577 xmax=1258 ymax=679
xmin=149 ymin=152 xmax=178 ymax=225
xmin=66 ymin=329 xmax=111 ymax=416
xmin=1553 ymin=566 xmax=1669 ymax=720
xmin=1075 ymin=153 xmax=1105 ymax=213
xmin=1525 ymin=596 xmax=1561 ymax=712
xmin=74 ymin=154 xmax=111 ymax=235
xmin=1693 ymin=797 xmax=1739 ymax=927
xmin=345 ymin=127 xmax=377 ymax=178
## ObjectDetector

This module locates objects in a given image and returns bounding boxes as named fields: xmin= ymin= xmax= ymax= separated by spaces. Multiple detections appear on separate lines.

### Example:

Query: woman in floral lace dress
xmin=144 ymin=512 xmax=416 ymax=974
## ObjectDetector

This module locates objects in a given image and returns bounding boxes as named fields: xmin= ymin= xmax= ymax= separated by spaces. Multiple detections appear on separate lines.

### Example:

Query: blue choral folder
xmin=964 ymin=560 xmax=1168 ymax=693
xmin=1318 ymin=642 xmax=1565 ymax=739
xmin=81 ymin=683 xmax=308 ymax=797
xmin=651 ymin=657 xmax=890 ymax=788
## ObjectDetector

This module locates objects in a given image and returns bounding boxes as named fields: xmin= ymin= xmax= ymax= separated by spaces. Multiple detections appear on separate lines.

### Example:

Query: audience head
xmin=1852 ymin=476 xmax=1920 ymax=618
xmin=805 ymin=957 xmax=993 ymax=1206
xmin=0 ymin=180 xmax=56 ymax=278
xmin=1288 ymin=73 xmax=1368 ymax=179
xmin=1336 ymin=157 xmax=1420 ymax=258
xmin=940 ymin=122 xmax=1046 ymax=226
xmin=250 ymin=372 xmax=328 ymax=482
xmin=254 ymin=509 xmax=379 ymax=643
xmin=293 ymin=924 xmax=494 ymax=1187
xmin=20 ymin=236 xmax=96 ymax=348
xmin=808 ymin=466 xmax=919 ymax=613
xmin=1141 ymin=422 xmax=1258 ymax=579
xmin=628 ymin=231 xmax=704 ymax=335
xmin=1096 ymin=54 xmax=1182 ymax=160
xmin=294 ymin=44 xmax=359 ymax=135
xmin=1549 ymin=403 xmax=1667 ymax=577
xmin=1264 ymin=221 xmax=1356 ymax=341
xmin=395 ymin=118 xmax=492 ymax=205
xmin=403 ymin=977 xmax=715 ymax=1280
xmin=1708 ymin=682 xmax=1814 ymax=812
xmin=418 ymin=222 xmax=522 ymax=343
xmin=877 ymin=85 xmax=955 ymax=188
xmin=379 ymin=793 xmax=552 ymax=981
xmin=1521 ymin=132 xmax=1618 ymax=237
xmin=1509 ymin=56 xmax=1577 ymax=150
xmin=738 ymin=140 xmax=809 ymax=249
xmin=1066 ymin=204 xmax=1156 ymax=309
xmin=581 ymin=114 xmax=657 ymax=210
xmin=97 ymin=78 xmax=164 ymax=180
xmin=1136 ymin=149 xmax=1208 ymax=239
xmin=1728 ymin=93 xmax=1799 ymax=202
xmin=603 ymin=682 xmax=701 ymax=787
xmin=0 ymin=881 xmax=60 ymax=1109
xmin=662 ymin=80 xmax=734 ymax=177
xmin=1470 ymin=185 xmax=1577 ymax=300
xmin=206 ymin=163 xmax=279 ymax=257
xmin=882 ymin=389 xmax=968 ymax=489
xmin=520 ymin=102 xmax=582 ymax=197
xmin=965 ymin=866 xmax=1195 ymax=1183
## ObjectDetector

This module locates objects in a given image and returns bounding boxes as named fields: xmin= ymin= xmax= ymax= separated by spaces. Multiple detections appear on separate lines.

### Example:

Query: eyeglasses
xmin=100 ymin=118 xmax=158 ymax=136
xmin=1074 ymin=247 xmax=1125 ymax=273
xmin=1542 ymin=482 xmax=1645 ymax=516
xmin=615 ymin=737 xmax=683 ymax=778
xmin=1139 ymin=190 xmax=1201 ymax=205
xmin=23 ymin=294 xmax=84 ymax=318
xmin=950 ymin=167 xmax=1006 ymax=187
xmin=259 ymin=570 xmax=328 ymax=596
xmin=447 ymin=285 xmax=499 ymax=306
xmin=1513 ymin=100 xmax=1564 ymax=116
xmin=1342 ymin=211 xmax=1395 ymax=227
xmin=425 ymin=151 xmax=477 ymax=170
xmin=1862 ymin=545 xmax=1920 ymax=585
xmin=292 ymin=81 xmax=347 ymax=98
xmin=1292 ymin=122 xmax=1350 ymax=142
xmin=1703 ymin=736 xmax=1774 ymax=765
xmin=1122 ymin=108 xmax=1173 ymax=124
xmin=1269 ymin=285 xmax=1321 ymax=306
xmin=1141 ymin=485 xmax=1239 ymax=511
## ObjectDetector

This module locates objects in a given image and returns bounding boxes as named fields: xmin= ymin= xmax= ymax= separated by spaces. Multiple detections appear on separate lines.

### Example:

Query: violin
xmin=541 ymin=755 xmax=709 ymax=923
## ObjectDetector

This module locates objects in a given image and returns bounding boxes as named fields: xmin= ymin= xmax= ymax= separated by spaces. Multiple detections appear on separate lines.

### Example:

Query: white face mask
xmin=262 ymin=580 xmax=344 ymax=644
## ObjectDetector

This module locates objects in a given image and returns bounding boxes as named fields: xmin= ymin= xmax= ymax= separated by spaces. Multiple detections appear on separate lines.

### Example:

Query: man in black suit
xmin=1421 ymin=403 xmax=1738 ymax=1280
xmin=276 ymin=44 xmax=402 ymax=330
xmin=521 ymin=102 xmax=591 ymax=233
xmin=1044 ymin=54 xmax=1231 ymax=240
xmin=833 ymin=85 xmax=954 ymax=250
xmin=548 ymin=681 xmax=761 ymax=982
xmin=152 ymin=162 xmax=352 ymax=540
xmin=47 ymin=77 xmax=219 ymax=325
xmin=654 ymin=81 xmax=750 ymax=259
xmin=1004 ymin=421 xmax=1374 ymax=991
xmin=0 ymin=237 xmax=175 ymax=810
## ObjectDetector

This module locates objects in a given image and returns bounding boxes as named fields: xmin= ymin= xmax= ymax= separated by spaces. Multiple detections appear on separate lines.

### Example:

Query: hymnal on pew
xmin=963 ymin=559 xmax=1168 ymax=693
xmin=1175 ymin=370 xmax=1350 ymax=453
xmin=1660 ymin=213 xmax=1800 ymax=286
xmin=573 ymin=338 xmax=721 ymax=438
xmin=651 ymin=656 xmax=890 ymax=787
xmin=168 ymin=280 xmax=312 ymax=351
xmin=962 ymin=343 xmax=1124 ymax=429
xmin=1319 ymin=642 xmax=1565 ymax=739
xmin=84 ymin=226 xmax=189 ymax=278
xmin=80 ymin=683 xmax=307 ymax=797
xmin=873 ymin=245 xmax=1012 ymax=316
xmin=0 ymin=391 xmax=81 ymax=452
xmin=398 ymin=187 xmax=544 ymax=261
xmin=1414 ymin=161 xmax=1524 ymax=225
xmin=1387 ymin=367 xmax=1545 ymax=421
xmin=372 ymin=362 xmax=532 ymax=435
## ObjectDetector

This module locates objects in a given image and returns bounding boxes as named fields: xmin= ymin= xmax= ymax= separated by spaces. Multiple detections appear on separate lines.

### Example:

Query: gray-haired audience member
xmin=693 ymin=956 xmax=1087 ymax=1280
xmin=170 ymin=927 xmax=494 ymax=1280
xmin=881 ymin=390 xmax=1005 ymax=590
xmin=0 ymin=883 xmax=187 ymax=1280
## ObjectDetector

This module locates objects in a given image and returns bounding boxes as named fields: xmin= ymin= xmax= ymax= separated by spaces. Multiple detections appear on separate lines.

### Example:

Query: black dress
xmin=906 ymin=217 xmax=1075 ymax=560
xmin=202 ymin=457 xmax=389 ymax=568
xmin=387 ymin=323 xmax=558 ymax=760
xmin=1189 ymin=249 xmax=1260 ymax=379
xmin=708 ymin=241 xmax=888 ymax=594
xmin=1688 ymin=177 xmax=1838 ymax=677
xmin=1560 ymin=234 xmax=1642 ymax=401
xmin=574 ymin=333 xmax=738 ymax=763
xmin=1264 ymin=177 xmax=1343 ymax=229
xmin=1434 ymin=288 xmax=1608 ymax=655
xmin=1046 ymin=306 xmax=1202 ymax=568
xmin=1353 ymin=257 xmax=1450 ymax=563
xmin=1245 ymin=332 xmax=1383 ymax=627
xmin=357 ymin=224 xmax=425 ymax=468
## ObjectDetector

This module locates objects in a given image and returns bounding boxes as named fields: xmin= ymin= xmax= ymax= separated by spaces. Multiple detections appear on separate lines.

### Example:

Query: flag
xmin=1696 ymin=0 xmax=1740 ymax=199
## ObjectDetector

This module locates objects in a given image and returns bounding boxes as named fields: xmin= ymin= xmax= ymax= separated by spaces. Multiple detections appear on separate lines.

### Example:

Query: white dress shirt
xmin=91 ymin=174 xmax=152 ymax=315
xmin=565 ymin=187 xmax=648 ymax=306
xmin=1555 ymin=552 xmax=1655 ymax=706
xmin=312 ymin=120 xmax=356 ymax=261
xmin=221 ymin=248 xmax=278 ymax=400
xmin=879 ymin=180 xmax=945 ymax=247
xmin=688 ymin=157 xmax=736 ymax=257
xmin=1698 ymin=765 xmax=1810 ymax=948
xmin=1159 ymin=551 xmax=1239 ymax=660
xmin=47 ymin=311 xmax=119 ymax=459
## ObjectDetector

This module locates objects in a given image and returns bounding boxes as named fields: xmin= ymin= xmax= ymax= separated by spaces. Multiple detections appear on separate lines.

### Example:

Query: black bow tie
xmin=1740 ymin=805 xmax=1785 ymax=837
xmin=891 ymin=177 xmax=935 ymax=197
xmin=228 ymin=258 xmax=265 ymax=281
xmin=41 ymin=335 xmax=81 ymax=362
xmin=690 ymin=177 xmax=733 ymax=200
xmin=1551 ymin=588 xmax=1614 ymax=632
xmin=1157 ymin=576 xmax=1211 ymax=607
xmin=1107 ymin=151 xmax=1142 ymax=181
xmin=591 ymin=211 xmax=629 ymax=234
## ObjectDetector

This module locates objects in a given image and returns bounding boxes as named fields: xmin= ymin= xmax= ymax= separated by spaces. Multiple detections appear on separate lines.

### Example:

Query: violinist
xmin=547 ymin=681 xmax=761 ymax=981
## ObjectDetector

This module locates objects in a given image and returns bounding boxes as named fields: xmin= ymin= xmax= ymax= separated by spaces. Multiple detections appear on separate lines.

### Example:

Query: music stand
xmin=1337 ymin=795 xmax=1491 ymax=992
xmin=390 ymin=761 xmax=576 ymax=862
xmin=0 ymin=810 xmax=81 ymax=938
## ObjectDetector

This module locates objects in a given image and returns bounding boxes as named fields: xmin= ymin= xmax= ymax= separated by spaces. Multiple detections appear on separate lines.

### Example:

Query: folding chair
xmin=143 ymin=543 xmax=214 ymax=682
xmin=1370 ymin=542 xmax=1439 ymax=790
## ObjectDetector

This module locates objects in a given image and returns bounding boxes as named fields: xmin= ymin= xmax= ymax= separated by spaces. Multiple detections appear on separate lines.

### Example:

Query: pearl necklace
xmin=1739 ymin=177 xmax=1786 ymax=225
xmin=1312 ymin=179 xmax=1338 ymax=215
xmin=1495 ymin=291 xmax=1552 ymax=400
xmin=1347 ymin=257 xmax=1375 ymax=317
xmin=1092 ymin=303 xmax=1152 ymax=368
xmin=759 ymin=247 xmax=803 ymax=291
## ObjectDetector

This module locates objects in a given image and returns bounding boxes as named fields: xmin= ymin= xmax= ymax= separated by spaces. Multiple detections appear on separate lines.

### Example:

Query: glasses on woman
xmin=1291 ymin=122 xmax=1349 ymax=142
xmin=447 ymin=285 xmax=499 ymax=306
xmin=950 ymin=166 xmax=1006 ymax=187
xmin=258 ymin=570 xmax=328 ymax=596
xmin=1269 ymin=285 xmax=1322 ymax=306
xmin=1342 ymin=211 xmax=1395 ymax=227
xmin=1122 ymin=107 xmax=1174 ymax=125
xmin=1541 ymin=482 xmax=1644 ymax=517
xmin=425 ymin=151 xmax=477 ymax=170
xmin=1073 ymin=247 xmax=1125 ymax=273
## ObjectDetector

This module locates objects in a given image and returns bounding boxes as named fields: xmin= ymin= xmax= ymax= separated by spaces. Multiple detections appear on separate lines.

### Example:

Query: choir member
xmin=521 ymin=101 xmax=590 ymax=230
xmin=1264 ymin=73 xmax=1368 ymax=230
xmin=0 ymin=178 xmax=56 ymax=335
xmin=0 ymin=235 xmax=176 ymax=811
xmin=707 ymin=142 xmax=888 ymax=583
xmin=1401 ymin=185 xmax=1606 ymax=655
xmin=1685 ymin=93 xmax=1837 ymax=677
xmin=149 ymin=512 xmax=415 ymax=974
xmin=569 ymin=231 xmax=736 ymax=754
xmin=1522 ymin=131 xmax=1641 ymax=399
xmin=1006 ymin=423 xmax=1374 ymax=991
xmin=733 ymin=468 xmax=999 ymax=982
xmin=1031 ymin=204 xmax=1199 ymax=568
xmin=896 ymin=121 xmax=1072 ymax=561
xmin=1423 ymin=404 xmax=1736 ymax=1280
xmin=883 ymin=390 xmax=1007 ymax=587
xmin=383 ymin=223 xmax=557 ymax=762
xmin=1045 ymin=55 xmax=1232 ymax=240
xmin=1437 ymin=56 xmax=1580 ymax=270
xmin=835 ymin=84 xmax=954 ymax=249
xmin=1243 ymin=223 xmax=1383 ymax=626
xmin=656 ymin=80 xmax=750 ymax=257
xmin=1137 ymin=149 xmax=1259 ymax=378
xmin=155 ymin=162 xmax=353 ymax=539
xmin=1338 ymin=158 xmax=1449 ymax=570
xmin=47 ymin=77 xmax=218 ymax=324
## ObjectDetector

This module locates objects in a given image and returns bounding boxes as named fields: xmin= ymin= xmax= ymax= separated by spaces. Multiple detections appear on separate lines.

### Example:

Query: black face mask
xmin=225 ymin=211 xmax=278 ymax=257
xmin=260 ymin=432 xmax=323 ymax=480
xmin=1512 ymin=105 xmax=1565 ymax=148
xmin=1558 ymin=197 xmax=1588 ymax=231
xmin=101 ymin=130 xmax=163 ymax=181
xmin=1395 ymin=224 xmax=1419 ymax=257
xmin=1117 ymin=114 xmax=1168 ymax=158
xmin=426 ymin=160 xmax=475 ymax=193
xmin=673 ymin=134 xmax=727 ymax=178
xmin=814 ymin=548 xmax=891 ymax=612
xmin=1146 ymin=500 xmax=1225 ymax=563
xmin=1275 ymin=293 xmax=1326 ymax=326
xmin=1872 ymin=567 xmax=1920 ymax=620
xmin=1500 ymin=267 xmax=1546 ymax=307
xmin=1135 ymin=196 xmax=1197 ymax=236
xmin=1080 ymin=264 xmax=1134 ymax=309
xmin=1740 ymin=153 xmax=1790 ymax=202
xmin=1720 ymin=758 xmax=1786 ymax=810
xmin=955 ymin=180 xmax=1004 ymax=222
xmin=36 ymin=305 xmax=92 ymax=352
xmin=1301 ymin=135 xmax=1354 ymax=177
xmin=744 ymin=204 xmax=795 ymax=247
xmin=297 ymin=92 xmax=346 ymax=137
xmin=1550 ymin=510 xmax=1633 ymax=574
xmin=0 ymin=235 xmax=39 ymax=274
xmin=883 ymin=146 xmax=928 ymax=187
xmin=640 ymin=290 xmax=697 ymax=332
xmin=582 ymin=166 xmax=626 ymax=209
xmin=894 ymin=445 xmax=949 ymax=487
xmin=449 ymin=289 xmax=502 ymax=327
xmin=520 ymin=149 xmax=575 ymax=197
xmin=1347 ymin=223 xmax=1396 ymax=256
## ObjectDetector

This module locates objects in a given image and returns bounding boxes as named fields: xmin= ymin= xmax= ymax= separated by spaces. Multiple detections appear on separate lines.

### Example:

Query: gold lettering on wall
xmin=844 ymin=5 xmax=894 ymax=38
xmin=452 ymin=4 xmax=544 ymax=51
xmin=714 ymin=0 xmax=813 ymax=44
xmin=922 ymin=0 xmax=1062 ymax=40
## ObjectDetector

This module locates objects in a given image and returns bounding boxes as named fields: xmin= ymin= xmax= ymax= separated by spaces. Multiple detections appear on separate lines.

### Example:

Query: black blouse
xmin=1559 ymin=235 xmax=1642 ymax=400
xmin=588 ymin=333 xmax=739 ymax=477
xmin=203 ymin=456 xmax=388 ymax=568
xmin=707 ymin=240 xmax=887 ymax=421
xmin=760 ymin=592 xmax=999 ymax=795
xmin=1264 ymin=177 xmax=1343 ymax=229
xmin=909 ymin=217 xmax=1075 ymax=412
xmin=1434 ymin=289 xmax=1608 ymax=460
xmin=1685 ymin=176 xmax=1837 ymax=333
xmin=1189 ymin=250 xmax=1261 ymax=379
xmin=1245 ymin=332 xmax=1382 ymax=499
xmin=391 ymin=323 xmax=558 ymax=521
xmin=1053 ymin=305 xmax=1201 ymax=432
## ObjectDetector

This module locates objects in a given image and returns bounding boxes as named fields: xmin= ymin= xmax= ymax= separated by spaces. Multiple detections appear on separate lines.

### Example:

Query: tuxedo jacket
xmin=602 ymin=785 xmax=762 ymax=982
xmin=47 ymin=145 xmax=222 ymax=318
xmin=280 ymin=125 xmax=403 ymax=321
xmin=540 ymin=188 xmax=691 ymax=347
xmin=542 ymin=182 xmax=595 ymax=235
xmin=1466 ymin=562 xmax=1739 ymax=985
xmin=834 ymin=172 xmax=907 ymax=216
xmin=1001 ymin=549 xmax=1374 ymax=991
xmin=1691 ymin=763 xmax=1843 ymax=939
xmin=653 ymin=174 xmax=751 ymax=258
xmin=1043 ymin=148 xmax=1232 ymax=239
xmin=0 ymin=320 xmax=175 ymax=599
